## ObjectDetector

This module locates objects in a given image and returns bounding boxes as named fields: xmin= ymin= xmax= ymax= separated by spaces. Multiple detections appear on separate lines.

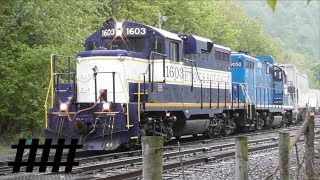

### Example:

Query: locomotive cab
xmin=85 ymin=21 xmax=183 ymax=61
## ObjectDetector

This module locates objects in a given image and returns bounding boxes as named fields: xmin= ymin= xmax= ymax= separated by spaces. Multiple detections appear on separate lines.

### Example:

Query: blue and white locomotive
xmin=45 ymin=20 xmax=295 ymax=150
xmin=231 ymin=54 xmax=294 ymax=130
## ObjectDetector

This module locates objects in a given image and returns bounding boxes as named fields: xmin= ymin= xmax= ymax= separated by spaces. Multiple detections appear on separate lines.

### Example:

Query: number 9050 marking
xmin=231 ymin=61 xmax=243 ymax=67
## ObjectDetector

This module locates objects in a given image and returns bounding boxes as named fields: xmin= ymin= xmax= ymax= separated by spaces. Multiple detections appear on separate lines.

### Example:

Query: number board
xmin=231 ymin=61 xmax=243 ymax=68
xmin=102 ymin=27 xmax=147 ymax=37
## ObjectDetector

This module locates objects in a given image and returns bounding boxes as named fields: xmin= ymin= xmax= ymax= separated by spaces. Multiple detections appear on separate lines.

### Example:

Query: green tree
xmin=0 ymin=0 xmax=109 ymax=138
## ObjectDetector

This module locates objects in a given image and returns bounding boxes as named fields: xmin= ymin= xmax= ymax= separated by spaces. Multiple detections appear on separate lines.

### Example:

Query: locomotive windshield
xmin=104 ymin=37 xmax=145 ymax=52
xmin=273 ymin=69 xmax=282 ymax=81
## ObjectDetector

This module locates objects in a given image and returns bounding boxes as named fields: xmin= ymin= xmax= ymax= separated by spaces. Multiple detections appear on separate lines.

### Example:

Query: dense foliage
xmin=240 ymin=0 xmax=320 ymax=87
xmin=0 ymin=0 xmax=318 ymax=139
xmin=0 ymin=0 xmax=110 ymax=139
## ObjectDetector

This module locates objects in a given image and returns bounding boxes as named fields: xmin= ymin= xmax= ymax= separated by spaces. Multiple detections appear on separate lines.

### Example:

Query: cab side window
xmin=88 ymin=40 xmax=98 ymax=50
xmin=169 ymin=41 xmax=179 ymax=61
xmin=246 ymin=60 xmax=254 ymax=69
xmin=274 ymin=70 xmax=282 ymax=81
xmin=154 ymin=36 xmax=164 ymax=53
xmin=215 ymin=51 xmax=230 ymax=61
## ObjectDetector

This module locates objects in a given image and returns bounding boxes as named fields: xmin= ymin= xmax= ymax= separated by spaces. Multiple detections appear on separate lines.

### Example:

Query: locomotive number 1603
xmin=102 ymin=27 xmax=146 ymax=37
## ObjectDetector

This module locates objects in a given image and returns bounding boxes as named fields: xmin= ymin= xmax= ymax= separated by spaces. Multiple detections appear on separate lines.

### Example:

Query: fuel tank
xmin=172 ymin=118 xmax=210 ymax=137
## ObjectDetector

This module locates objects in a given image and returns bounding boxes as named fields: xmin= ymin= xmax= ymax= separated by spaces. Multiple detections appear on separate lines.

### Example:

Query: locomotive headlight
xmin=115 ymin=22 xmax=123 ymax=37
xmin=60 ymin=103 xmax=68 ymax=111
xmin=103 ymin=102 xmax=111 ymax=110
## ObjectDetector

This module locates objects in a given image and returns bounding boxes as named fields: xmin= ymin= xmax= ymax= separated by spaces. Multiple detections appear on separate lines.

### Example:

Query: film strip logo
xmin=8 ymin=139 xmax=82 ymax=172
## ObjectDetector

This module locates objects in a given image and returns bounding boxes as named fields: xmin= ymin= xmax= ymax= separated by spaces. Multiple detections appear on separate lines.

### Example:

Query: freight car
xmin=308 ymin=88 xmax=320 ymax=114
xmin=279 ymin=64 xmax=320 ymax=118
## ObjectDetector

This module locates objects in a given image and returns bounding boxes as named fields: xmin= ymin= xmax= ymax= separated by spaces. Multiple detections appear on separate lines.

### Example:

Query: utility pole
xmin=158 ymin=12 xmax=167 ymax=29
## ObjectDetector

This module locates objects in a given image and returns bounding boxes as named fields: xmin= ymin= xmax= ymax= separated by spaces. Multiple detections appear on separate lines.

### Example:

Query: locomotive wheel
xmin=256 ymin=124 xmax=262 ymax=131
xmin=205 ymin=133 xmax=214 ymax=139
xmin=278 ymin=121 xmax=286 ymax=128
xmin=264 ymin=117 xmax=272 ymax=129
xmin=256 ymin=118 xmax=264 ymax=131
xmin=204 ymin=126 xmax=215 ymax=139
xmin=221 ymin=123 xmax=231 ymax=137
xmin=163 ymin=128 xmax=173 ymax=143
xmin=224 ymin=127 xmax=232 ymax=136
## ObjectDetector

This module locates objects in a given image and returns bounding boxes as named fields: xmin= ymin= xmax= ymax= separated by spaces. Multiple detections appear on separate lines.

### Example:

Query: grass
xmin=0 ymin=130 xmax=45 ymax=155
xmin=0 ymin=145 xmax=10 ymax=153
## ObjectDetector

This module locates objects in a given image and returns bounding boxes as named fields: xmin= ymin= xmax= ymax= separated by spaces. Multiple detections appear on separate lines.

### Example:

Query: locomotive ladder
xmin=45 ymin=54 xmax=75 ymax=129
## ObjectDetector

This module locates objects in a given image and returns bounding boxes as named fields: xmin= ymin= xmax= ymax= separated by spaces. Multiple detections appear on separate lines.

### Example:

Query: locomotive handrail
xmin=45 ymin=54 xmax=76 ymax=129
xmin=137 ymin=51 xmax=166 ymax=121
xmin=144 ymin=51 xmax=166 ymax=75
xmin=239 ymin=83 xmax=252 ymax=118
xmin=93 ymin=71 xmax=116 ymax=102
xmin=116 ymin=72 xmax=132 ymax=129
xmin=51 ymin=55 xmax=55 ymax=108
xmin=93 ymin=70 xmax=132 ymax=129
xmin=150 ymin=51 xmax=167 ymax=58
xmin=137 ymin=73 xmax=147 ymax=122
xmin=182 ymin=57 xmax=203 ymax=91
xmin=182 ymin=58 xmax=195 ymax=62
xmin=149 ymin=51 xmax=167 ymax=92
xmin=183 ymin=58 xmax=233 ymax=109
xmin=225 ymin=82 xmax=227 ymax=108
xmin=44 ymin=55 xmax=55 ymax=129
xmin=44 ymin=77 xmax=53 ymax=129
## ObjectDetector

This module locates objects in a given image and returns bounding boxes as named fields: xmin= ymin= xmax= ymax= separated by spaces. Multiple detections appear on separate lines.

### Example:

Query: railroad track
xmin=0 ymin=124 xmax=319 ymax=177
xmin=0 ymin=136 xmax=284 ymax=176
xmin=170 ymin=125 xmax=301 ymax=146
xmin=0 ymin=126 xmax=300 ymax=166
xmin=79 ymin=136 xmax=320 ymax=180
xmin=45 ymin=135 xmax=303 ymax=178
xmin=0 ymin=150 xmax=112 ymax=176
xmin=78 ymin=142 xmax=281 ymax=179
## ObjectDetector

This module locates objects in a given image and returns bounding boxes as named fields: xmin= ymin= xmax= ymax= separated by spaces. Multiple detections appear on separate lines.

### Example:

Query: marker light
xmin=103 ymin=102 xmax=111 ymax=110
xmin=60 ymin=103 xmax=68 ymax=111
